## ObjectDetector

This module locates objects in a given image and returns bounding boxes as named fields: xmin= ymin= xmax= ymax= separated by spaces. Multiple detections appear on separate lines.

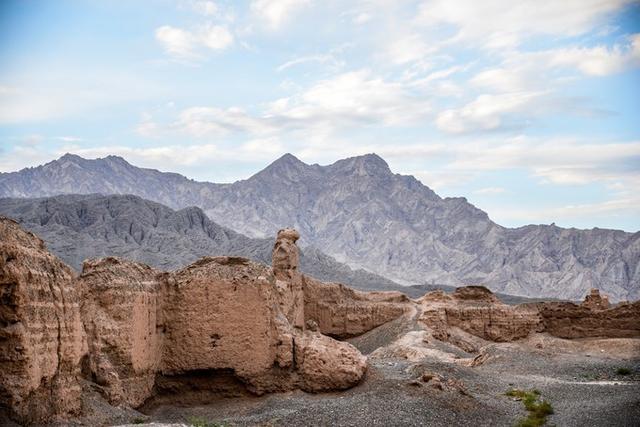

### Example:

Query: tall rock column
xmin=272 ymin=228 xmax=305 ymax=329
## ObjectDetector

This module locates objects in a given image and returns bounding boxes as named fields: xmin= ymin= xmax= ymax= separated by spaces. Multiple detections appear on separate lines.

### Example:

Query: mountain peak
xmin=251 ymin=153 xmax=312 ymax=181
xmin=58 ymin=153 xmax=84 ymax=162
xmin=330 ymin=153 xmax=391 ymax=175
xmin=273 ymin=153 xmax=304 ymax=166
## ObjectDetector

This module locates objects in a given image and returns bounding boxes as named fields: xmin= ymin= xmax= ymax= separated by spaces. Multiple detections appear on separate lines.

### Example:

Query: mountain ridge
xmin=0 ymin=193 xmax=403 ymax=292
xmin=1 ymin=153 xmax=638 ymax=301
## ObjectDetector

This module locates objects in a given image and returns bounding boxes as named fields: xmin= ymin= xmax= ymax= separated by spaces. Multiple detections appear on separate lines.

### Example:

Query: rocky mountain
xmin=1 ymin=153 xmax=638 ymax=301
xmin=0 ymin=194 xmax=401 ymax=292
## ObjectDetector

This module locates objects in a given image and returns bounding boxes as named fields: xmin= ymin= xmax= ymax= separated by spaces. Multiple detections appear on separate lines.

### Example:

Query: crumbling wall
xmin=303 ymin=277 xmax=410 ymax=339
xmin=418 ymin=285 xmax=640 ymax=343
xmin=0 ymin=217 xmax=85 ymax=424
xmin=160 ymin=256 xmax=297 ymax=394
xmin=539 ymin=300 xmax=640 ymax=339
xmin=79 ymin=257 xmax=163 ymax=407
xmin=0 ymin=218 xmax=370 ymax=425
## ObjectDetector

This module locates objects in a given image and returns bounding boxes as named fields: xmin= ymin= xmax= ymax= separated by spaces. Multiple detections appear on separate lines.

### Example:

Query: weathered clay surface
xmin=419 ymin=286 xmax=543 ymax=342
xmin=0 ymin=217 xmax=85 ymax=424
xmin=538 ymin=300 xmax=640 ymax=339
xmin=79 ymin=257 xmax=163 ymax=407
xmin=0 ymin=219 xmax=376 ymax=425
xmin=303 ymin=277 xmax=410 ymax=339
xmin=295 ymin=331 xmax=367 ymax=392
xmin=3 ymin=214 xmax=638 ymax=426
xmin=418 ymin=285 xmax=640 ymax=343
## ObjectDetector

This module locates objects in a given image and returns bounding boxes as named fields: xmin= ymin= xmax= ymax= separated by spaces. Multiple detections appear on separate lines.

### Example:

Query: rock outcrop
xmin=538 ymin=300 xmax=640 ymax=339
xmin=79 ymin=257 xmax=163 ymax=407
xmin=303 ymin=277 xmax=410 ymax=339
xmin=418 ymin=285 xmax=640 ymax=344
xmin=419 ymin=286 xmax=543 ymax=342
xmin=0 ymin=218 xmax=85 ymax=424
xmin=0 ymin=218 xmax=378 ymax=425
xmin=581 ymin=288 xmax=610 ymax=310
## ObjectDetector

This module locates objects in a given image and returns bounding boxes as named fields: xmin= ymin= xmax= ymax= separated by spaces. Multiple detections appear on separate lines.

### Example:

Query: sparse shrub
xmin=616 ymin=367 xmax=631 ymax=376
xmin=187 ymin=416 xmax=229 ymax=427
xmin=506 ymin=388 xmax=554 ymax=427
xmin=132 ymin=418 xmax=146 ymax=425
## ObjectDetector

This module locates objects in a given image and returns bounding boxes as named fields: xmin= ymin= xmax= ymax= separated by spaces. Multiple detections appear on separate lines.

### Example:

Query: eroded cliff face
xmin=419 ymin=286 xmax=543 ymax=342
xmin=0 ymin=220 xmax=380 ymax=425
xmin=303 ymin=277 xmax=411 ymax=339
xmin=418 ymin=286 xmax=640 ymax=343
xmin=0 ymin=218 xmax=85 ymax=424
xmin=79 ymin=257 xmax=163 ymax=407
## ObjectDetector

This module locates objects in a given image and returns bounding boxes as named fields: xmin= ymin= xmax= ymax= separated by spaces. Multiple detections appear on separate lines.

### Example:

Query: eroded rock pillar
xmin=272 ymin=228 xmax=305 ymax=329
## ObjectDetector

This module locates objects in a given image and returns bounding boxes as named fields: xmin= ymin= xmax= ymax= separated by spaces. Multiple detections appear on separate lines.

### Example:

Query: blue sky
xmin=0 ymin=0 xmax=639 ymax=231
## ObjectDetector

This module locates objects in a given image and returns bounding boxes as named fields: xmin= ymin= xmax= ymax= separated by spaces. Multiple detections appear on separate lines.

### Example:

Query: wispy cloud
xmin=277 ymin=53 xmax=344 ymax=72
xmin=415 ymin=0 xmax=633 ymax=49
xmin=250 ymin=0 xmax=312 ymax=31
xmin=155 ymin=24 xmax=233 ymax=60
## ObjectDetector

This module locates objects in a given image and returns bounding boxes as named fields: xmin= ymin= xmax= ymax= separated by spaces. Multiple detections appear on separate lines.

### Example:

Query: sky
xmin=0 ymin=0 xmax=639 ymax=231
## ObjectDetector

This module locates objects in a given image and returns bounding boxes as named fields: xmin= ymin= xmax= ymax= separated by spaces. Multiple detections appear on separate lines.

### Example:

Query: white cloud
xmin=155 ymin=26 xmax=198 ymax=58
xmin=474 ymin=187 xmax=506 ymax=195
xmin=173 ymin=106 xmax=274 ymax=136
xmin=415 ymin=0 xmax=633 ymax=49
xmin=384 ymin=33 xmax=435 ymax=65
xmin=436 ymin=91 xmax=545 ymax=133
xmin=471 ymin=34 xmax=640 ymax=93
xmin=267 ymin=69 xmax=432 ymax=127
xmin=200 ymin=24 xmax=234 ymax=50
xmin=155 ymin=24 xmax=233 ymax=59
xmin=277 ymin=54 xmax=341 ymax=72
xmin=543 ymin=33 xmax=640 ymax=76
xmin=250 ymin=0 xmax=311 ymax=30
xmin=140 ymin=69 xmax=434 ymax=139
xmin=442 ymin=137 xmax=640 ymax=188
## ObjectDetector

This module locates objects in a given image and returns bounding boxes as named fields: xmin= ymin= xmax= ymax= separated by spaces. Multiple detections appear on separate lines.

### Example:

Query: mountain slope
xmin=1 ymin=154 xmax=638 ymax=301
xmin=0 ymin=194 xmax=402 ymax=292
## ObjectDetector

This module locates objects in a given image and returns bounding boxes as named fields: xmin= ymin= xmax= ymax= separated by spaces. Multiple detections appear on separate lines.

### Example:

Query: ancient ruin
xmin=1 ymin=217 xmax=639 ymax=426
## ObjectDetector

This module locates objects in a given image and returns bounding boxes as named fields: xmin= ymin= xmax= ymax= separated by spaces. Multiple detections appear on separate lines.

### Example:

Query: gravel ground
xmin=4 ymin=316 xmax=637 ymax=427
xmin=137 ymin=327 xmax=640 ymax=427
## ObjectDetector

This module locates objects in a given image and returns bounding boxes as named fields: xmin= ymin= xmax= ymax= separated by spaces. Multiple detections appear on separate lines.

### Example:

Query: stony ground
xmin=123 ymin=344 xmax=639 ymax=427
xmin=5 ymin=312 xmax=637 ymax=427
xmin=121 ymin=310 xmax=640 ymax=427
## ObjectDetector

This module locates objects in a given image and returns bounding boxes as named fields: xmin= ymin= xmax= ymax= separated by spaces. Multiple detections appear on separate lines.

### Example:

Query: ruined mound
xmin=1 ymin=219 xmax=407 ymax=425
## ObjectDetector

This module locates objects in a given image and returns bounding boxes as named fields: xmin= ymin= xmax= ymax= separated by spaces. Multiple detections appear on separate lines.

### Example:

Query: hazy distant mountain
xmin=1 ymin=153 xmax=638 ymax=301
xmin=0 ymin=194 xmax=402 ymax=292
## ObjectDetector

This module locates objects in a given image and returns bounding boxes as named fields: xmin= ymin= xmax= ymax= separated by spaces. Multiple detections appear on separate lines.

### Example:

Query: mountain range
xmin=0 ymin=194 xmax=401 ymax=292
xmin=1 ymin=153 xmax=638 ymax=301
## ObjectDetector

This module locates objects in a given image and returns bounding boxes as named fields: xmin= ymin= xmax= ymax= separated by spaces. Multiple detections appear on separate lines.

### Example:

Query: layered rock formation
xmin=0 ymin=220 xmax=381 ymax=425
xmin=0 ymin=218 xmax=85 ymax=424
xmin=418 ymin=285 xmax=640 ymax=343
xmin=303 ymin=278 xmax=411 ymax=339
